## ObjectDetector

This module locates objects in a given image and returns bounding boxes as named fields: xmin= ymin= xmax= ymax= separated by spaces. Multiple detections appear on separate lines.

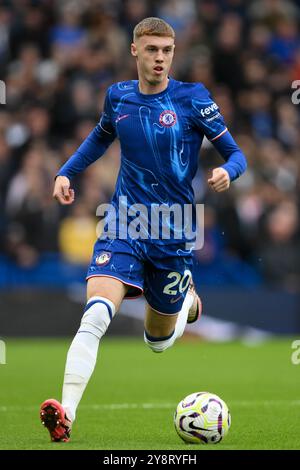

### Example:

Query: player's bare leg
xmin=86 ymin=276 xmax=128 ymax=304
xmin=145 ymin=307 xmax=178 ymax=338
xmin=144 ymin=280 xmax=201 ymax=353
xmin=40 ymin=277 xmax=128 ymax=442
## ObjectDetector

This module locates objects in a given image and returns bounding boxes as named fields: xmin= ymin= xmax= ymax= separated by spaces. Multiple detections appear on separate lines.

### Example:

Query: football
xmin=174 ymin=392 xmax=231 ymax=444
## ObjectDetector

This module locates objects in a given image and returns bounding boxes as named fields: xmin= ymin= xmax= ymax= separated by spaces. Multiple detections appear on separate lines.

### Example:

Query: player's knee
xmin=87 ymin=277 xmax=127 ymax=311
xmin=144 ymin=330 xmax=175 ymax=353
xmin=79 ymin=296 xmax=116 ymax=339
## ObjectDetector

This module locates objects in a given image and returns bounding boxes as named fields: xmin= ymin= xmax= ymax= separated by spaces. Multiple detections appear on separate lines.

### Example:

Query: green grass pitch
xmin=0 ymin=337 xmax=299 ymax=450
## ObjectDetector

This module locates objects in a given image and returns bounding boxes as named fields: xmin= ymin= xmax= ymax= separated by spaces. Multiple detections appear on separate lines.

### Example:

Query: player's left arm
xmin=208 ymin=130 xmax=247 ymax=192
xmin=191 ymin=84 xmax=247 ymax=192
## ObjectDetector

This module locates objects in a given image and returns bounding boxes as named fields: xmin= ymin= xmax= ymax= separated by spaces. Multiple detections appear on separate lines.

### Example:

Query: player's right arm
xmin=53 ymin=87 xmax=116 ymax=205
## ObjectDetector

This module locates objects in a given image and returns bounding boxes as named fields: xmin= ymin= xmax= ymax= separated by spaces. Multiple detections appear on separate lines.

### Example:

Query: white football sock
xmin=62 ymin=296 xmax=115 ymax=422
xmin=173 ymin=289 xmax=194 ymax=339
xmin=144 ymin=329 xmax=176 ymax=353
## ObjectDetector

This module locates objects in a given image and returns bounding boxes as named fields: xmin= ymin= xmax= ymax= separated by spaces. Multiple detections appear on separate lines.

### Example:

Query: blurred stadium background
xmin=0 ymin=0 xmax=300 ymax=339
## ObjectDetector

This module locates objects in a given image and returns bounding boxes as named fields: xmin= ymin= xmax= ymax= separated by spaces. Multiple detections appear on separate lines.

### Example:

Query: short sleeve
xmin=190 ymin=84 xmax=228 ymax=142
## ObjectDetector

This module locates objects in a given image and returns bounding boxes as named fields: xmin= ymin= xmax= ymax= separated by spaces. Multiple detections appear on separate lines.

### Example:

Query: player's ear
xmin=131 ymin=43 xmax=138 ymax=57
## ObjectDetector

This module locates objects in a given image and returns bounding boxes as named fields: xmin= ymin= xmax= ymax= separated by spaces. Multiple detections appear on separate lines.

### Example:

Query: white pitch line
xmin=1 ymin=400 xmax=300 ymax=412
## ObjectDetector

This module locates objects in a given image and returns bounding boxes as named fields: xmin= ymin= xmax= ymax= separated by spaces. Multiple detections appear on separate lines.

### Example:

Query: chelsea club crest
xmin=159 ymin=110 xmax=177 ymax=127
xmin=95 ymin=251 xmax=111 ymax=266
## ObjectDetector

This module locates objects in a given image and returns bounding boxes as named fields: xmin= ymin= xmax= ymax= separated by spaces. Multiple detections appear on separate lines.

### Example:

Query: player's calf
xmin=61 ymin=296 xmax=116 ymax=422
xmin=144 ymin=279 xmax=202 ymax=353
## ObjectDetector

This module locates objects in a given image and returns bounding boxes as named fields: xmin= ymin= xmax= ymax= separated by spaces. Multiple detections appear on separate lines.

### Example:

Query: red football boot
xmin=40 ymin=399 xmax=72 ymax=442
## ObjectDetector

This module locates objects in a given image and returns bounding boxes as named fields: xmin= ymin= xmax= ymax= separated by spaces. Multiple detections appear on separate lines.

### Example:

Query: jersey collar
xmin=134 ymin=77 xmax=175 ymax=99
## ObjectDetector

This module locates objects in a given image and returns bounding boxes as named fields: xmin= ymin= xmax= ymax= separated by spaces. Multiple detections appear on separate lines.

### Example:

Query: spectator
xmin=0 ymin=0 xmax=299 ymax=291
xmin=58 ymin=200 xmax=97 ymax=265
xmin=259 ymin=200 xmax=300 ymax=291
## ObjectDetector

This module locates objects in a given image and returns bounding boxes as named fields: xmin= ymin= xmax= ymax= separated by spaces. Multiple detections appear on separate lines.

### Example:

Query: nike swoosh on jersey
xmin=116 ymin=114 xmax=130 ymax=123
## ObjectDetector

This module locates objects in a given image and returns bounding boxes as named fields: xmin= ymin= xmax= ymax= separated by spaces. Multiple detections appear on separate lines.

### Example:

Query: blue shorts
xmin=86 ymin=238 xmax=193 ymax=314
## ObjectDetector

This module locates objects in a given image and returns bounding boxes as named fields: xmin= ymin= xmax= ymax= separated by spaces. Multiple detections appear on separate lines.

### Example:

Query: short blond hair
xmin=133 ymin=17 xmax=175 ymax=42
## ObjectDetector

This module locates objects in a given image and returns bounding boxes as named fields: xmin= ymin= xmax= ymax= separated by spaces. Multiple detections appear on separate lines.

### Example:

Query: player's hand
xmin=53 ymin=176 xmax=75 ymax=205
xmin=207 ymin=167 xmax=230 ymax=192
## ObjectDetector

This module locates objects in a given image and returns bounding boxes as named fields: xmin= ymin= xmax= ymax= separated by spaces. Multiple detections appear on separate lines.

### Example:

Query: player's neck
xmin=138 ymin=76 xmax=169 ymax=95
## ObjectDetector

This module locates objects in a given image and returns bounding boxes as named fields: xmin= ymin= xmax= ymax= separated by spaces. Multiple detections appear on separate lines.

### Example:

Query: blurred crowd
xmin=0 ymin=0 xmax=300 ymax=291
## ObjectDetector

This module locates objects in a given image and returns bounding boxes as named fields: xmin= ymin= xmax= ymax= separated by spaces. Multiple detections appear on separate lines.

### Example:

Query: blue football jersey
xmin=58 ymin=77 xmax=247 ymax=246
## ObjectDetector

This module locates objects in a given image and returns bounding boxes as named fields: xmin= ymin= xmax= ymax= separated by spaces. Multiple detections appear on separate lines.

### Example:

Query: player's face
xmin=131 ymin=36 xmax=175 ymax=86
